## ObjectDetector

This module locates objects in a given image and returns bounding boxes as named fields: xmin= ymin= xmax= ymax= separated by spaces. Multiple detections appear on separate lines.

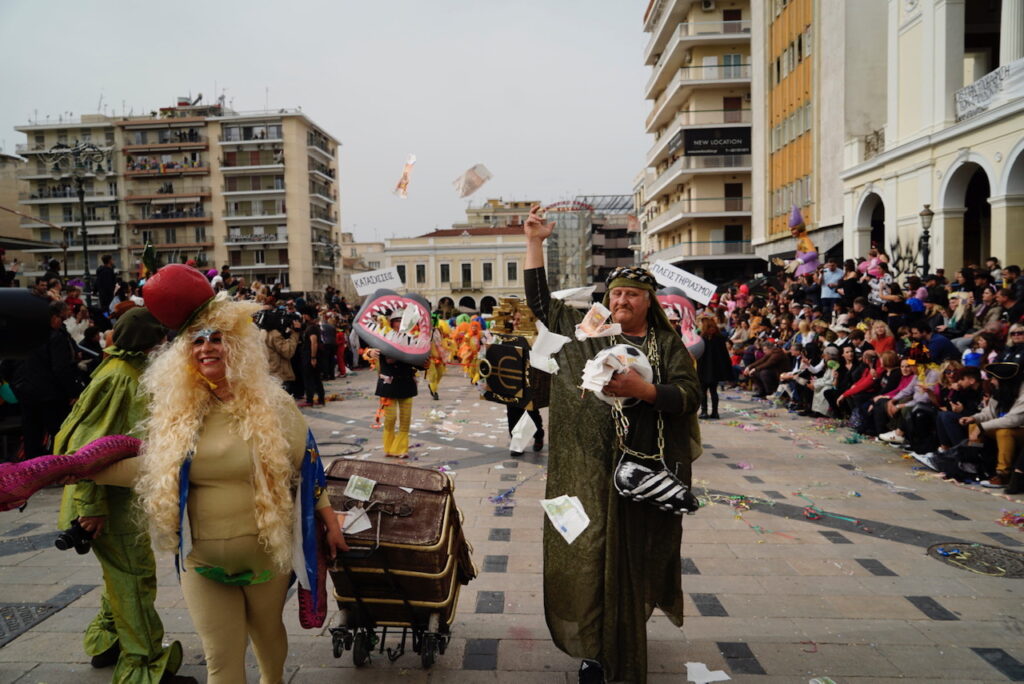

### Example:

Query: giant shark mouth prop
xmin=656 ymin=287 xmax=704 ymax=360
xmin=354 ymin=289 xmax=433 ymax=365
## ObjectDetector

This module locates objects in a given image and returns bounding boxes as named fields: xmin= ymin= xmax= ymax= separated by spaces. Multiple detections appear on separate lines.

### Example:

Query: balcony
xmin=31 ymin=237 xmax=122 ymax=253
xmin=307 ymin=134 xmax=335 ymax=160
xmin=955 ymin=59 xmax=1024 ymax=122
xmin=124 ymin=188 xmax=211 ymax=202
xmin=645 ymin=21 xmax=752 ymax=98
xmin=124 ymin=162 xmax=209 ymax=178
xmin=224 ymin=210 xmax=286 ymax=223
xmin=19 ymin=189 xmax=118 ymax=203
xmin=451 ymin=281 xmax=484 ymax=292
xmin=647 ymin=108 xmax=751 ymax=166
xmin=647 ymin=196 xmax=752 ymax=237
xmin=21 ymin=218 xmax=118 ymax=229
xmin=219 ymin=156 xmax=284 ymax=174
xmin=226 ymin=232 xmax=288 ymax=245
xmin=647 ymin=239 xmax=754 ymax=263
xmin=122 ymin=134 xmax=207 ymax=153
xmin=646 ymin=64 xmax=751 ymax=132
xmin=126 ymin=241 xmax=213 ymax=252
xmin=645 ymin=154 xmax=752 ymax=202
xmin=232 ymin=262 xmax=291 ymax=271
xmin=222 ymin=185 xmax=285 ymax=197
xmin=218 ymin=134 xmax=284 ymax=145
xmin=310 ymin=210 xmax=338 ymax=225
xmin=128 ymin=210 xmax=210 ymax=225
xmin=310 ymin=187 xmax=337 ymax=204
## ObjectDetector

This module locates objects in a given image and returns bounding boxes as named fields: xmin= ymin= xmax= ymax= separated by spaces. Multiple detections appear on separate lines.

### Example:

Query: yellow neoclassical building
xmin=840 ymin=0 xmax=1024 ymax=273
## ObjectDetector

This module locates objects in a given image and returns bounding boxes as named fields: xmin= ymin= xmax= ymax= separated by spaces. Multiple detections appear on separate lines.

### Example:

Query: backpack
xmin=933 ymin=441 xmax=994 ymax=482
xmin=904 ymin=404 xmax=939 ymax=455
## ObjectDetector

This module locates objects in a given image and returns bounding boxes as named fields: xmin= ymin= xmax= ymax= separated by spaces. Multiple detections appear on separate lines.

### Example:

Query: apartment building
xmin=546 ymin=195 xmax=637 ymax=295
xmin=840 ymin=0 xmax=1024 ymax=274
xmin=15 ymin=96 xmax=341 ymax=294
xmin=750 ymin=0 xmax=887 ymax=263
xmin=378 ymin=199 xmax=532 ymax=313
xmin=0 ymin=152 xmax=36 ymax=286
xmin=640 ymin=0 xmax=762 ymax=283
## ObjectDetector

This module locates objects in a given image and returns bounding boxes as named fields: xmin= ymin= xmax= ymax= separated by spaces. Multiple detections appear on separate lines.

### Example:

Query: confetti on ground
xmin=997 ymin=510 xmax=1024 ymax=529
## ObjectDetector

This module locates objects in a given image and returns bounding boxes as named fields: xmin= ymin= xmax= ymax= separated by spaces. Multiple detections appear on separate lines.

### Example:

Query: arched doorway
xmin=855 ymin=191 xmax=886 ymax=258
xmin=479 ymin=296 xmax=497 ymax=314
xmin=437 ymin=296 xmax=454 ymax=317
xmin=458 ymin=296 xmax=477 ymax=312
xmin=942 ymin=160 xmax=992 ymax=270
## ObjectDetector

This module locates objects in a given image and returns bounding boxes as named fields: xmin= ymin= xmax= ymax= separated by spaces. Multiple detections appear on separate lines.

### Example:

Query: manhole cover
xmin=927 ymin=542 xmax=1024 ymax=578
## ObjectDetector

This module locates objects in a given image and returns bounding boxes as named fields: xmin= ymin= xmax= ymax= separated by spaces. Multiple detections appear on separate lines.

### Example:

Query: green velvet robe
xmin=543 ymin=297 xmax=701 ymax=683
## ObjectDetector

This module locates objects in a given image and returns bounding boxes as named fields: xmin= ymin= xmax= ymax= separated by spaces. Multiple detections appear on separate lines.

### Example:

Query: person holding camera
xmin=260 ymin=308 xmax=301 ymax=392
xmin=53 ymin=308 xmax=195 ymax=683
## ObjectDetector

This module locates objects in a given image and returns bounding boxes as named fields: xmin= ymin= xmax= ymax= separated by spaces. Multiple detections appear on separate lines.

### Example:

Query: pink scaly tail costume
xmin=0 ymin=434 xmax=141 ymax=512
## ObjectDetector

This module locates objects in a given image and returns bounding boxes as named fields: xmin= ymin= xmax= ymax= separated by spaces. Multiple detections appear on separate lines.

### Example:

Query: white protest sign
xmin=649 ymin=261 xmax=716 ymax=305
xmin=352 ymin=267 xmax=403 ymax=296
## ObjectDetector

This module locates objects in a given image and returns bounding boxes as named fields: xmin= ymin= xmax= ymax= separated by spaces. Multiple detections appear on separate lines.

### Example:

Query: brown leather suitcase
xmin=325 ymin=459 xmax=476 ymax=628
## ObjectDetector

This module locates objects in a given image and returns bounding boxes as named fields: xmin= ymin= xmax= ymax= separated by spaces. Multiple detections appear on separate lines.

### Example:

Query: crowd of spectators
xmin=697 ymin=253 xmax=1024 ymax=495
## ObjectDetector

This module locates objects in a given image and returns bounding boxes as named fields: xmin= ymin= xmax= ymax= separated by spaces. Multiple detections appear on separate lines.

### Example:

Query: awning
xmin=0 ymin=235 xmax=50 ymax=250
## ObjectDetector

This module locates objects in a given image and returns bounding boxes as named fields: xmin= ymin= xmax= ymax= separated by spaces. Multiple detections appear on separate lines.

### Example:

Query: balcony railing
xmin=125 ymin=163 xmax=209 ymax=176
xmin=647 ymin=64 xmax=751 ymax=128
xmin=307 ymin=135 xmax=334 ymax=156
xmin=227 ymin=232 xmax=288 ymax=244
xmin=222 ymin=184 xmax=285 ymax=194
xmin=645 ymin=21 xmax=752 ymax=94
xmin=123 ymin=134 xmax=206 ymax=149
xmin=125 ymin=186 xmax=211 ymax=200
xmin=219 ymin=156 xmax=284 ymax=169
xmin=20 ymin=189 xmax=118 ymax=201
xmin=128 ymin=210 xmax=209 ymax=223
xmin=647 ymin=196 xmax=752 ymax=235
xmin=218 ymin=134 xmax=284 ymax=144
xmin=451 ymin=281 xmax=484 ymax=291
xmin=224 ymin=209 xmax=286 ymax=219
xmin=955 ymin=60 xmax=1023 ymax=122
xmin=646 ymin=155 xmax=752 ymax=200
xmin=647 ymin=239 xmax=754 ymax=262
xmin=648 ymin=109 xmax=751 ymax=163
xmin=310 ymin=210 xmax=338 ymax=223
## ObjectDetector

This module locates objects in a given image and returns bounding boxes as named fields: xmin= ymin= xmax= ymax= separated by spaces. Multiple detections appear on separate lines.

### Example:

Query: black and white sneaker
xmin=579 ymin=659 xmax=605 ymax=684
xmin=613 ymin=459 xmax=699 ymax=514
xmin=911 ymin=452 xmax=939 ymax=471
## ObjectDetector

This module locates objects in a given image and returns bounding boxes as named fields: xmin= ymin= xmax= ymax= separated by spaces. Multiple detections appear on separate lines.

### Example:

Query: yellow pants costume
xmin=383 ymin=397 xmax=413 ymax=456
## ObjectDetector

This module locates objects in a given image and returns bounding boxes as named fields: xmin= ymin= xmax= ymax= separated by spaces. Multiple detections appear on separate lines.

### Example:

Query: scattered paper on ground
xmin=686 ymin=662 xmax=731 ymax=684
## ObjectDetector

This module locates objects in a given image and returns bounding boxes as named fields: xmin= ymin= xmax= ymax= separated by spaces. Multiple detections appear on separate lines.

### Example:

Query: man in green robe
xmin=523 ymin=206 xmax=702 ymax=683
xmin=56 ymin=308 xmax=193 ymax=683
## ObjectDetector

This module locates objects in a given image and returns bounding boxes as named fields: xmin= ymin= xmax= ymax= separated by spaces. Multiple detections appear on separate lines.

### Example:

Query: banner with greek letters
xmin=352 ymin=267 xmax=403 ymax=296
xmin=648 ymin=261 xmax=716 ymax=305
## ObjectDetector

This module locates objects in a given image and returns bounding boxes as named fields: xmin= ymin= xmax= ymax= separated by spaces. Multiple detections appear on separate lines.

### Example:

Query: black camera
xmin=54 ymin=519 xmax=94 ymax=554
xmin=254 ymin=309 xmax=300 ymax=335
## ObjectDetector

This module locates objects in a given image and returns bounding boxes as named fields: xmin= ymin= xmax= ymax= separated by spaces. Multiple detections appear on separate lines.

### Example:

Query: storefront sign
xmin=683 ymin=127 xmax=751 ymax=156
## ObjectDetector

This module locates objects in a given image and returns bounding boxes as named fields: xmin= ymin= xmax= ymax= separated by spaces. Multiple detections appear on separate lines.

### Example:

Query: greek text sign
xmin=352 ymin=267 xmax=403 ymax=296
xmin=649 ymin=261 xmax=716 ymax=305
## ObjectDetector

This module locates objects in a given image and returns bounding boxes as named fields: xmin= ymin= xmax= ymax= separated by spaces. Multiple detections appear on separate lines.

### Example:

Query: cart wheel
xmin=353 ymin=632 xmax=371 ymax=667
xmin=332 ymin=634 xmax=344 ymax=659
xmin=420 ymin=634 xmax=437 ymax=669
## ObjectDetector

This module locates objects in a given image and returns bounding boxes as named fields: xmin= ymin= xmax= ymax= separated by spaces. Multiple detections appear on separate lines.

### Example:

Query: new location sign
xmin=683 ymin=127 xmax=751 ymax=156
xmin=352 ymin=267 xmax=403 ymax=296
xmin=649 ymin=261 xmax=717 ymax=305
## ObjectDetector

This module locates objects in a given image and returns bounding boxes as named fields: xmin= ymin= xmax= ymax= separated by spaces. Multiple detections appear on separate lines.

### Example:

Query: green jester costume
xmin=526 ymin=266 xmax=702 ymax=683
xmin=55 ymin=308 xmax=183 ymax=683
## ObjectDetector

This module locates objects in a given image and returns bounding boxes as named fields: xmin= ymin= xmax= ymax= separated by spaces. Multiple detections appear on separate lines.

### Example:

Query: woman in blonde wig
xmin=98 ymin=265 xmax=347 ymax=684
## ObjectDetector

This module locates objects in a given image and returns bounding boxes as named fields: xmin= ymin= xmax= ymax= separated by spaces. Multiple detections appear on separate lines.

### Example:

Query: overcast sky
xmin=0 ymin=0 xmax=648 ymax=242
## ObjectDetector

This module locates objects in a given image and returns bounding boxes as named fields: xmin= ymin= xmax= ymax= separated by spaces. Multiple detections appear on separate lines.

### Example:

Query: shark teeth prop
xmin=354 ymin=289 xmax=434 ymax=365
xmin=656 ymin=287 xmax=705 ymax=360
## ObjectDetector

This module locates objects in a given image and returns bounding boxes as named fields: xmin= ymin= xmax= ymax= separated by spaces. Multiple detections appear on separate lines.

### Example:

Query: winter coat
xmin=264 ymin=328 xmax=298 ymax=382
xmin=697 ymin=333 xmax=732 ymax=386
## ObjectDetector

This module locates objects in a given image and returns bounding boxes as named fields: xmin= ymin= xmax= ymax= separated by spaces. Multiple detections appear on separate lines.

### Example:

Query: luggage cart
xmin=324 ymin=460 xmax=475 ymax=669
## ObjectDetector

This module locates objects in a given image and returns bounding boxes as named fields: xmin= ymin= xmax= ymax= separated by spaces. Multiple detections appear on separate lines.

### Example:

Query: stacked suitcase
xmin=324 ymin=459 xmax=476 ymax=668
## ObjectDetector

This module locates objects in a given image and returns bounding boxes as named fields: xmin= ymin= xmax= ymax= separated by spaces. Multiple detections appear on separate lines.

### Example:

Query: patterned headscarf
xmin=603 ymin=266 xmax=675 ymax=335
xmin=606 ymin=266 xmax=658 ymax=292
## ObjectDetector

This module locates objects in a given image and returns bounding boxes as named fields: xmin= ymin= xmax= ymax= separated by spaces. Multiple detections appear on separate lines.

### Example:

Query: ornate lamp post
xmin=918 ymin=204 xmax=934 ymax=277
xmin=40 ymin=142 xmax=109 ymax=306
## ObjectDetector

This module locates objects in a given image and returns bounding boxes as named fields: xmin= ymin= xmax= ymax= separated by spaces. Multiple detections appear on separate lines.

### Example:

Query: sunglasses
xmin=1012 ymin=331 xmax=1024 ymax=336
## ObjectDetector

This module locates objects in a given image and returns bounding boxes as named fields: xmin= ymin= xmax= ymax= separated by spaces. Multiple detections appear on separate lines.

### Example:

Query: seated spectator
xmin=871 ymin=358 xmax=919 ymax=439
xmin=848 ymin=328 xmax=874 ymax=356
xmin=909 ymin=321 xmax=960 ymax=363
xmin=934 ymin=366 xmax=983 ymax=454
xmin=962 ymin=331 xmax=1000 ymax=367
xmin=868 ymin=321 xmax=896 ymax=355
xmin=838 ymin=349 xmax=881 ymax=417
xmin=742 ymin=339 xmax=790 ymax=398
xmin=808 ymin=346 xmax=842 ymax=418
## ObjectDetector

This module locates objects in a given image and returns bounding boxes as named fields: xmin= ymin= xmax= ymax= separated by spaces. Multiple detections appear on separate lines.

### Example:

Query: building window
xmin=255 ymin=249 xmax=265 ymax=264
xmin=440 ymin=263 xmax=450 ymax=283
xmin=507 ymin=261 xmax=518 ymax=282
xmin=416 ymin=264 xmax=426 ymax=283
xmin=483 ymin=262 xmax=493 ymax=281
xmin=164 ymin=227 xmax=176 ymax=244
xmin=195 ymin=226 xmax=207 ymax=242
xmin=396 ymin=264 xmax=406 ymax=283
xmin=142 ymin=230 xmax=155 ymax=244
xmin=460 ymin=263 xmax=472 ymax=286
xmin=368 ymin=261 xmax=380 ymax=269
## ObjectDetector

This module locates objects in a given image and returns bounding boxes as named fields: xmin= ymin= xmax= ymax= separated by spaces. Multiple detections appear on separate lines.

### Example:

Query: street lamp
xmin=918 ymin=204 xmax=934 ymax=277
xmin=40 ymin=142 xmax=109 ymax=307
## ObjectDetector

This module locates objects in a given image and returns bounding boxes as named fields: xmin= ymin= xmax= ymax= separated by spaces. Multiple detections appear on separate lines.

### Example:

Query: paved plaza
xmin=0 ymin=370 xmax=1023 ymax=683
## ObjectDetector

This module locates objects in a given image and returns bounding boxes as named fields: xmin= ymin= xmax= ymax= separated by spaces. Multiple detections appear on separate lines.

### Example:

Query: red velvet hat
xmin=143 ymin=264 xmax=215 ymax=330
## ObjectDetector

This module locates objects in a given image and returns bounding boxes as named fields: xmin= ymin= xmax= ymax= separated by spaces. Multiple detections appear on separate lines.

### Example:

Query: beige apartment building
xmin=640 ymin=0 xmax=761 ymax=282
xmin=0 ymin=152 xmax=36 ymax=286
xmin=15 ymin=97 xmax=341 ymax=294
xmin=840 ymin=0 xmax=1024 ymax=275
xmin=378 ymin=199 xmax=531 ymax=313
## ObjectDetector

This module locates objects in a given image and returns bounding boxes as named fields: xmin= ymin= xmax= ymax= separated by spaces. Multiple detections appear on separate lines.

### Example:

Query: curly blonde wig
xmin=134 ymin=293 xmax=297 ymax=570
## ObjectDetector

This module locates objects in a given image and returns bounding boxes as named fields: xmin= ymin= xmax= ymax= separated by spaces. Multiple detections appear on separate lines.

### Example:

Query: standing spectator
xmin=11 ymin=301 xmax=82 ymax=459
xmin=986 ymin=256 xmax=1003 ymax=284
xmin=819 ymin=257 xmax=843 ymax=322
xmin=43 ymin=258 xmax=61 ymax=283
xmin=95 ymin=254 xmax=117 ymax=311
xmin=298 ymin=306 xmax=324 ymax=406
xmin=263 ymin=314 xmax=301 ymax=392
xmin=697 ymin=317 xmax=731 ymax=420
xmin=319 ymin=312 xmax=338 ymax=380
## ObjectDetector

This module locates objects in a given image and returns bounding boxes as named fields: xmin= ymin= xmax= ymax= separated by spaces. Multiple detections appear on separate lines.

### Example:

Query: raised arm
xmin=524 ymin=204 xmax=555 ymax=323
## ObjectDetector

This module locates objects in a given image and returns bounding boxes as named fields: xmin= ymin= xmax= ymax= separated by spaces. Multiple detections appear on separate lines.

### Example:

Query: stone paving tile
xmin=877 ymin=643 xmax=1011 ymax=680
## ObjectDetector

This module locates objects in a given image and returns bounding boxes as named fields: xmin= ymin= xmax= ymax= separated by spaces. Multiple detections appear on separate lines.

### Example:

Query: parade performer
xmin=772 ymin=206 xmax=819 ymax=277
xmin=523 ymin=206 xmax=701 ymax=683
xmin=54 ymin=307 xmax=194 ymax=683
xmin=367 ymin=310 xmax=420 ymax=457
xmin=88 ymin=265 xmax=348 ymax=684
xmin=425 ymin=318 xmax=450 ymax=400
